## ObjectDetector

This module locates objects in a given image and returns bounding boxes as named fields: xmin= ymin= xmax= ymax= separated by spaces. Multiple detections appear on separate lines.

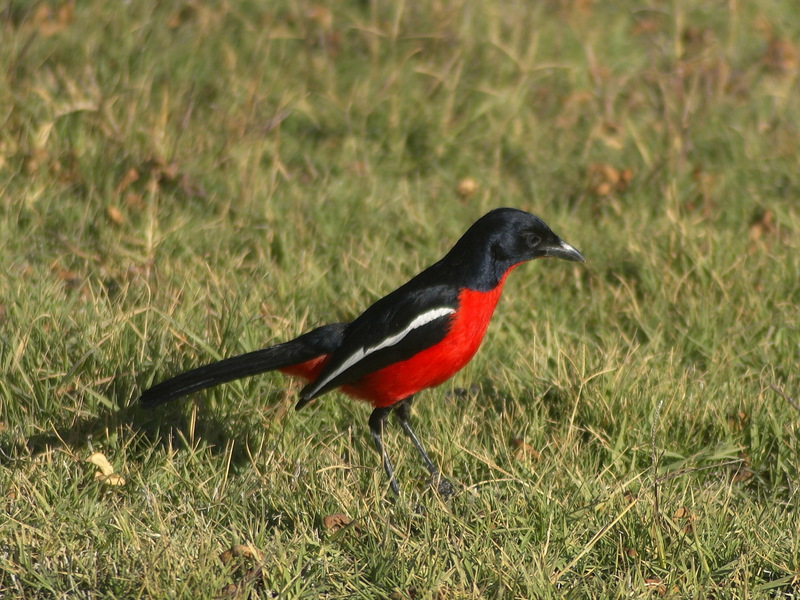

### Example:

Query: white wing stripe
xmin=306 ymin=306 xmax=455 ymax=397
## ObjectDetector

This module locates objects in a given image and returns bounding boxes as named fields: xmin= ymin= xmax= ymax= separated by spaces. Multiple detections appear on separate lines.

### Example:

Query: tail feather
xmin=139 ymin=323 xmax=347 ymax=408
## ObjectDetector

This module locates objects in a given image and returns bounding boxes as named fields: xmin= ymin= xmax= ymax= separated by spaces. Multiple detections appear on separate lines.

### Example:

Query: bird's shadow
xmin=3 ymin=387 xmax=294 ymax=472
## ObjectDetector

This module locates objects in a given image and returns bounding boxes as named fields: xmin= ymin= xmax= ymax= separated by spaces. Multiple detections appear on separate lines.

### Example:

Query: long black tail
xmin=139 ymin=323 xmax=347 ymax=408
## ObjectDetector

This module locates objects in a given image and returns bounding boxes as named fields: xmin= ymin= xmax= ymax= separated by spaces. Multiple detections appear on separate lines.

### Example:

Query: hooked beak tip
xmin=547 ymin=240 xmax=585 ymax=263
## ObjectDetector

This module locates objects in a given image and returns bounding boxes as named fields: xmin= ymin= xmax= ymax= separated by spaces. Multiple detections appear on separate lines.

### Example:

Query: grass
xmin=1 ymin=0 xmax=799 ymax=597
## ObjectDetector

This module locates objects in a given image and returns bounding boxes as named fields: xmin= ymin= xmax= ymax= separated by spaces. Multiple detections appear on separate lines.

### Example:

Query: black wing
xmin=296 ymin=283 xmax=459 ymax=408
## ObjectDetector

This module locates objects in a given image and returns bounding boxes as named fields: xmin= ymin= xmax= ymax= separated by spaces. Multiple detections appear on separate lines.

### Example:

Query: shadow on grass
xmin=2 ymin=386 xmax=294 ymax=474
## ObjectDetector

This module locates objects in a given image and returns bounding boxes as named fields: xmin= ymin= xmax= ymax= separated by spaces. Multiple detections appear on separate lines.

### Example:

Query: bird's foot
xmin=429 ymin=474 xmax=456 ymax=499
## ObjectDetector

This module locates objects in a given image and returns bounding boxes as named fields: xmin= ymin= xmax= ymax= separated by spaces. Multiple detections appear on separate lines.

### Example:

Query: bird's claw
xmin=430 ymin=475 xmax=456 ymax=499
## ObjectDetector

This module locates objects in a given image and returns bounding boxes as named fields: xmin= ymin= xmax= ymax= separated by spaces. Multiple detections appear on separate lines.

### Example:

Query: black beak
xmin=544 ymin=240 xmax=585 ymax=263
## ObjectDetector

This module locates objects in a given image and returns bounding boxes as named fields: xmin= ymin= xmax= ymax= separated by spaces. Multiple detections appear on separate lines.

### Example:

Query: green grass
xmin=2 ymin=0 xmax=799 ymax=597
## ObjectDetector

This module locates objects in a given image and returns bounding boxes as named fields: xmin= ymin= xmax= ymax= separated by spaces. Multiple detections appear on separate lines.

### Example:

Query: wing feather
xmin=297 ymin=284 xmax=458 ymax=406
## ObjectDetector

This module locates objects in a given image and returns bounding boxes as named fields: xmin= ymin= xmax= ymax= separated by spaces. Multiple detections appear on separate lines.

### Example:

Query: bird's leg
xmin=393 ymin=398 xmax=456 ymax=498
xmin=368 ymin=406 xmax=400 ymax=495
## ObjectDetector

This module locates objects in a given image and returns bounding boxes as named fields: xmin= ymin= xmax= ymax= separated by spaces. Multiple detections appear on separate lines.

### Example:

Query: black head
xmin=441 ymin=207 xmax=585 ymax=289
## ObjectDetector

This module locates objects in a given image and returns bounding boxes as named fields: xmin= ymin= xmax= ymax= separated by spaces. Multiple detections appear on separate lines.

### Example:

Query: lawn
xmin=1 ymin=1 xmax=799 ymax=598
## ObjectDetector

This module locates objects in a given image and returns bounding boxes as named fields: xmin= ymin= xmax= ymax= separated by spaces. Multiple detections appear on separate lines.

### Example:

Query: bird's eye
xmin=525 ymin=233 xmax=541 ymax=247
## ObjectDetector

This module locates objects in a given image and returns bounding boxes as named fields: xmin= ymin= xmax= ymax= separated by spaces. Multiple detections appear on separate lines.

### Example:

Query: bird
xmin=139 ymin=208 xmax=585 ymax=496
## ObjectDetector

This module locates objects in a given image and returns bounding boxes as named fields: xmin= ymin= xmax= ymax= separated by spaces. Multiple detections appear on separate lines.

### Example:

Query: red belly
xmin=280 ymin=271 xmax=513 ymax=408
xmin=344 ymin=284 xmax=507 ymax=406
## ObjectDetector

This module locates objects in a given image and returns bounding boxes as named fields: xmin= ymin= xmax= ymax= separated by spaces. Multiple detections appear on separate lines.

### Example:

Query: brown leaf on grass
xmin=218 ymin=544 xmax=267 ymax=598
xmin=455 ymin=177 xmax=479 ymax=200
xmin=29 ymin=1 xmax=74 ymax=37
xmin=124 ymin=192 xmax=144 ymax=211
xmin=686 ymin=165 xmax=716 ymax=216
xmin=587 ymin=163 xmax=633 ymax=197
xmin=731 ymin=452 xmax=753 ymax=484
xmin=305 ymin=6 xmax=341 ymax=55
xmin=219 ymin=544 xmax=262 ymax=565
xmin=145 ymin=175 xmax=160 ymax=195
xmin=672 ymin=506 xmax=697 ymax=534
xmin=753 ymin=16 xmax=774 ymax=39
xmin=748 ymin=208 xmax=776 ymax=253
xmin=146 ymin=157 xmax=180 ymax=182
xmin=94 ymin=473 xmax=126 ymax=486
xmin=631 ymin=16 xmax=664 ymax=36
xmin=23 ymin=148 xmax=49 ymax=174
xmin=51 ymin=264 xmax=84 ymax=295
xmin=116 ymin=167 xmax=140 ymax=195
xmin=307 ymin=5 xmax=333 ymax=30
xmin=146 ymin=157 xmax=207 ymax=199
xmin=510 ymin=438 xmax=541 ymax=461
xmin=5 ymin=488 xmax=17 ymax=513
xmin=119 ymin=157 xmax=207 ymax=200
xmin=87 ymin=452 xmax=114 ymax=476
xmin=87 ymin=452 xmax=126 ymax=486
xmin=644 ymin=577 xmax=666 ymax=596
xmin=763 ymin=38 xmax=798 ymax=74
xmin=106 ymin=205 xmax=124 ymax=225
xmin=554 ymin=90 xmax=593 ymax=129
xmin=732 ymin=469 xmax=753 ymax=484
xmin=45 ymin=149 xmax=80 ymax=183
xmin=218 ymin=584 xmax=238 ymax=598
xmin=726 ymin=410 xmax=748 ymax=432
xmin=323 ymin=513 xmax=355 ymax=534
xmin=616 ymin=167 xmax=633 ymax=190
xmin=166 ymin=3 xmax=200 ymax=29
xmin=672 ymin=506 xmax=689 ymax=519
xmin=682 ymin=26 xmax=715 ymax=56
xmin=593 ymin=120 xmax=625 ymax=150
xmin=749 ymin=207 xmax=775 ymax=239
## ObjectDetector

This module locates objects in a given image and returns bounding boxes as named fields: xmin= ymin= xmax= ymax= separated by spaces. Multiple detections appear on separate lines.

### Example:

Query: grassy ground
xmin=1 ymin=0 xmax=799 ymax=597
